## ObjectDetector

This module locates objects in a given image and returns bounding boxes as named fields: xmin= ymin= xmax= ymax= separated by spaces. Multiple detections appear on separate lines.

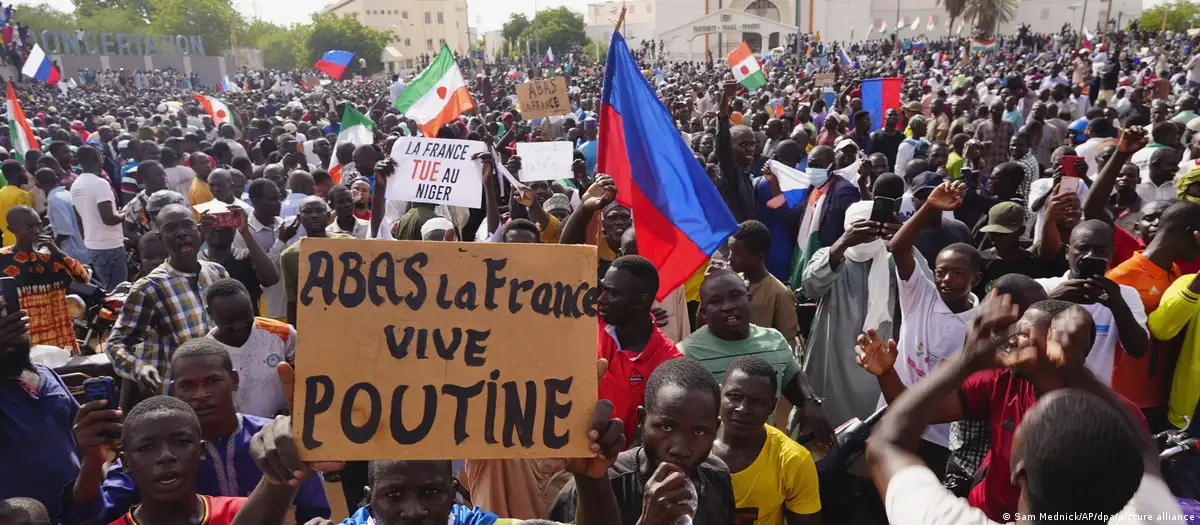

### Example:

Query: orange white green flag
xmin=394 ymin=44 xmax=475 ymax=137
xmin=727 ymin=42 xmax=766 ymax=91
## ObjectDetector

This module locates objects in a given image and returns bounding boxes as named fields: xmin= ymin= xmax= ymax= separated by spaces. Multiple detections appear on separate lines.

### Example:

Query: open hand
xmin=855 ymin=328 xmax=898 ymax=376
xmin=925 ymin=181 xmax=966 ymax=211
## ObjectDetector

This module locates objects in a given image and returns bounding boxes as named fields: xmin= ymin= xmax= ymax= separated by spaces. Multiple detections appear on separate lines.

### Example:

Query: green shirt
xmin=678 ymin=324 xmax=802 ymax=395
xmin=393 ymin=205 xmax=439 ymax=241
xmin=280 ymin=233 xmax=354 ymax=302
xmin=947 ymin=151 xmax=965 ymax=180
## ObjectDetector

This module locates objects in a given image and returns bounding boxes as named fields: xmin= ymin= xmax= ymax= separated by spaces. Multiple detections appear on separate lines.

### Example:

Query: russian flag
xmin=1082 ymin=28 xmax=1095 ymax=52
xmin=837 ymin=47 xmax=853 ymax=68
xmin=219 ymin=76 xmax=239 ymax=93
xmin=21 ymin=44 xmax=59 ymax=85
xmin=765 ymin=160 xmax=810 ymax=209
xmin=599 ymin=32 xmax=737 ymax=300
xmin=315 ymin=50 xmax=354 ymax=79
xmin=860 ymin=77 xmax=902 ymax=131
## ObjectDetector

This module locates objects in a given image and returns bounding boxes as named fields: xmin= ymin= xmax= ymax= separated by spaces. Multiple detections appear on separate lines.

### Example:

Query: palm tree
xmin=936 ymin=0 xmax=967 ymax=35
xmin=961 ymin=0 xmax=1018 ymax=36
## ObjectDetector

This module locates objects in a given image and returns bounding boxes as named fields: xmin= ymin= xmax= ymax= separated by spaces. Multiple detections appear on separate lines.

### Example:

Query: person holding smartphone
xmin=1035 ymin=219 xmax=1149 ymax=385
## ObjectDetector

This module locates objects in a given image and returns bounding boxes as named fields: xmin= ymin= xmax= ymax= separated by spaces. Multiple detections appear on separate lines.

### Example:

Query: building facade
xmin=322 ymin=0 xmax=471 ymax=73
xmin=583 ymin=0 xmax=1141 ymax=62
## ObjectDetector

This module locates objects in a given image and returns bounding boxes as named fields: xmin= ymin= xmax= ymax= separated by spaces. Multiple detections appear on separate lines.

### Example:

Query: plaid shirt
xmin=944 ymin=419 xmax=990 ymax=494
xmin=974 ymin=120 xmax=1015 ymax=173
xmin=105 ymin=260 xmax=229 ymax=391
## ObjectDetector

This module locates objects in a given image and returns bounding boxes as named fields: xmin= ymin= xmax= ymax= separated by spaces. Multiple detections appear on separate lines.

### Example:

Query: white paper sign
xmin=515 ymin=142 xmax=573 ymax=182
xmin=387 ymin=137 xmax=486 ymax=208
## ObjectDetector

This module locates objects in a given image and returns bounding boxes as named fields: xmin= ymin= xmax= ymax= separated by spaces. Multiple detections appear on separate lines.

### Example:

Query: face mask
xmin=808 ymin=167 xmax=829 ymax=187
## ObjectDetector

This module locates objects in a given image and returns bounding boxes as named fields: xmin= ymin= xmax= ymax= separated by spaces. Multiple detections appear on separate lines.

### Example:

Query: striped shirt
xmin=106 ymin=260 xmax=229 ymax=391
xmin=677 ymin=324 xmax=802 ymax=395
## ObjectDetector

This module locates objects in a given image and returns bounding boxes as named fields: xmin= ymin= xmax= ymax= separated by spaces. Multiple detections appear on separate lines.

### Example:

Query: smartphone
xmin=211 ymin=210 xmax=244 ymax=229
xmin=870 ymin=196 xmax=898 ymax=223
xmin=1059 ymin=174 xmax=1081 ymax=195
xmin=0 ymin=276 xmax=18 ymax=316
xmin=82 ymin=377 xmax=121 ymax=440
xmin=1059 ymin=155 xmax=1082 ymax=179
xmin=1077 ymin=255 xmax=1109 ymax=280
xmin=83 ymin=377 xmax=118 ymax=407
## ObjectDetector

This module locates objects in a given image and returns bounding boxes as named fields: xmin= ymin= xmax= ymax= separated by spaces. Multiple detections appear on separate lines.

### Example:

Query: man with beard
xmin=550 ymin=357 xmax=736 ymax=524
xmin=279 ymin=196 xmax=352 ymax=327
xmin=0 ymin=296 xmax=79 ymax=518
xmin=107 ymin=204 xmax=230 ymax=397
xmin=61 ymin=339 xmax=329 ymax=525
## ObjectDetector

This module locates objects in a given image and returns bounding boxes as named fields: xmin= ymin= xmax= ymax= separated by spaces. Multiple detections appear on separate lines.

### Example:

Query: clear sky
xmin=8 ymin=0 xmax=590 ymax=32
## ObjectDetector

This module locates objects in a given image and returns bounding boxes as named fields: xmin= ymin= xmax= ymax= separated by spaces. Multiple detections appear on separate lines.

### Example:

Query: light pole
xmin=1068 ymin=4 xmax=1082 ymax=32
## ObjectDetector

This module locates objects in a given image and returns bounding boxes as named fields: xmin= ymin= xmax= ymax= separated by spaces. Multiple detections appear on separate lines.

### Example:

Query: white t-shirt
xmin=885 ymin=465 xmax=1187 ymax=525
xmin=1187 ymin=54 xmax=1200 ymax=84
xmin=69 ymin=172 xmax=124 ymax=250
xmin=1034 ymin=273 xmax=1147 ymax=384
xmin=881 ymin=266 xmax=979 ymax=448
xmin=1028 ymin=177 xmax=1089 ymax=245
xmin=165 ymin=165 xmax=197 ymax=196
xmin=207 ymin=321 xmax=296 ymax=419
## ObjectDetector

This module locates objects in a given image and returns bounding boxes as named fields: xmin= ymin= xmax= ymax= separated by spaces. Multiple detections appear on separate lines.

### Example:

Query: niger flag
xmin=394 ymin=45 xmax=475 ymax=137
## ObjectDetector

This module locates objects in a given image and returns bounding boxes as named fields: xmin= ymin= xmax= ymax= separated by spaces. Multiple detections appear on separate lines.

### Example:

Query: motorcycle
xmin=1156 ymin=417 xmax=1200 ymax=520
xmin=66 ymin=276 xmax=130 ymax=355
xmin=812 ymin=407 xmax=889 ymax=525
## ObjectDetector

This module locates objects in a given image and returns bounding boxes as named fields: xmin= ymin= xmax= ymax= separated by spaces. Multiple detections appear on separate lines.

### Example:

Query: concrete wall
xmin=48 ymin=53 xmax=234 ymax=89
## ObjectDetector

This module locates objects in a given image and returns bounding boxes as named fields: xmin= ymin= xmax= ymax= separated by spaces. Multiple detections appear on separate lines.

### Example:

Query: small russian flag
xmin=1082 ymin=28 xmax=1095 ymax=52
xmin=21 ymin=44 xmax=59 ymax=85
xmin=838 ymin=47 xmax=853 ymax=68
xmin=219 ymin=76 xmax=240 ymax=93
xmin=765 ymin=160 xmax=811 ymax=209
xmin=315 ymin=50 xmax=355 ymax=79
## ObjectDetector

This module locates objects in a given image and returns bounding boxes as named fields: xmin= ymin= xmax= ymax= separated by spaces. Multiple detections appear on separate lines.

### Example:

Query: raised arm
xmin=560 ymin=175 xmax=615 ymax=245
xmin=1083 ymin=126 xmax=1145 ymax=223
xmin=888 ymin=181 xmax=965 ymax=280
xmin=369 ymin=158 xmax=396 ymax=238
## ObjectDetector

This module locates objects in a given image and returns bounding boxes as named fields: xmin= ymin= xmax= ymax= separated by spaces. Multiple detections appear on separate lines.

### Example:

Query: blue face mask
xmin=808 ymin=167 xmax=830 ymax=187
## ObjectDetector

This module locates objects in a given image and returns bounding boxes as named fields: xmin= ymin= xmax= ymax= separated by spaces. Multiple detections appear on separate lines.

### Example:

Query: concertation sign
xmin=292 ymin=238 xmax=599 ymax=460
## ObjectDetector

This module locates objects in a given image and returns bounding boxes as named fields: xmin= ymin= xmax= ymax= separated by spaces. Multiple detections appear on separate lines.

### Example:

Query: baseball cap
xmin=911 ymin=171 xmax=944 ymax=198
xmin=543 ymin=194 xmax=571 ymax=214
xmin=903 ymin=101 xmax=923 ymax=112
xmin=980 ymin=202 xmax=1026 ymax=234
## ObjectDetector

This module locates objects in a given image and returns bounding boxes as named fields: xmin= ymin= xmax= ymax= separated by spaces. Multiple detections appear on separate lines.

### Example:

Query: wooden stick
xmin=615 ymin=7 xmax=627 ymax=34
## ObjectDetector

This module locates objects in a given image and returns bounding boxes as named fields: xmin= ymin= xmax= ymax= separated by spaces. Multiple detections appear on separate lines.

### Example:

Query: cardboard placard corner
xmin=515 ymin=77 xmax=571 ymax=120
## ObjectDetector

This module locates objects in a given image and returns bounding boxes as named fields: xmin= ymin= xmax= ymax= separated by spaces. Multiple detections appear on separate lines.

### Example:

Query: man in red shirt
xmin=597 ymin=255 xmax=682 ymax=446
xmin=858 ymin=298 xmax=1147 ymax=522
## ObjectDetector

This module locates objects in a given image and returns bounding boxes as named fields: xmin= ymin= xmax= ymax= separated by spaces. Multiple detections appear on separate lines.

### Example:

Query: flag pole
xmin=615 ymin=7 xmax=626 ymax=34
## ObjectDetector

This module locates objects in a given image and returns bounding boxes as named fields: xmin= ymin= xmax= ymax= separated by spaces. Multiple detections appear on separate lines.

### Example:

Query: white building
xmin=322 ymin=0 xmax=471 ymax=73
xmin=584 ymin=0 xmax=1141 ymax=62
xmin=811 ymin=0 xmax=1142 ymax=43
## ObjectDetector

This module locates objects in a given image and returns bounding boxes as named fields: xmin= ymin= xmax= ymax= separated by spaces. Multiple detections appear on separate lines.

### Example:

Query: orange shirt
xmin=1107 ymin=251 xmax=1181 ymax=408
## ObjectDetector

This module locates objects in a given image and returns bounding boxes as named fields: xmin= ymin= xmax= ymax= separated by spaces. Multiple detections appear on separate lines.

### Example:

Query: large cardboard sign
xmin=516 ymin=77 xmax=571 ymax=120
xmin=516 ymin=142 xmax=573 ymax=182
xmin=292 ymin=238 xmax=600 ymax=460
xmin=387 ymin=137 xmax=485 ymax=208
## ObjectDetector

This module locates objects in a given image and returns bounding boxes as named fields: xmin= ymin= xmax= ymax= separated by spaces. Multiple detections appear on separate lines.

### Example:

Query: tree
xmin=959 ymin=0 xmax=1017 ymax=36
xmin=304 ymin=13 xmax=391 ymax=76
xmin=147 ymin=0 xmax=238 ymax=54
xmin=935 ymin=0 xmax=966 ymax=34
xmin=582 ymin=39 xmax=608 ymax=64
xmin=79 ymin=6 xmax=150 ymax=34
xmin=72 ymin=0 xmax=154 ymax=23
xmin=17 ymin=4 xmax=77 ymax=35
xmin=1141 ymin=1 xmax=1200 ymax=32
xmin=502 ymin=13 xmax=529 ymax=44
xmin=519 ymin=7 xmax=586 ymax=57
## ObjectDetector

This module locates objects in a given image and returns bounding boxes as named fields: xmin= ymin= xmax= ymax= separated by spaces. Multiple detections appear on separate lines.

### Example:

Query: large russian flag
xmin=599 ymin=32 xmax=737 ymax=300
xmin=860 ymin=77 xmax=902 ymax=131
xmin=21 ymin=44 xmax=59 ymax=85
xmin=315 ymin=50 xmax=354 ymax=79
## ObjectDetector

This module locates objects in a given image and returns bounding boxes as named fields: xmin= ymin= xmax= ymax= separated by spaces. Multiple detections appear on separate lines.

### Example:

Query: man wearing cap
xmin=901 ymin=101 xmax=924 ymax=137
xmin=976 ymin=201 xmax=1060 ymax=298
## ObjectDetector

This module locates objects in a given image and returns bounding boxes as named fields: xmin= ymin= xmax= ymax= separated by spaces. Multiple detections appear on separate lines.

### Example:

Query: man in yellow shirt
xmin=1150 ymin=268 xmax=1200 ymax=429
xmin=186 ymin=153 xmax=215 ymax=206
xmin=0 ymin=160 xmax=34 ymax=245
xmin=712 ymin=355 xmax=822 ymax=524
